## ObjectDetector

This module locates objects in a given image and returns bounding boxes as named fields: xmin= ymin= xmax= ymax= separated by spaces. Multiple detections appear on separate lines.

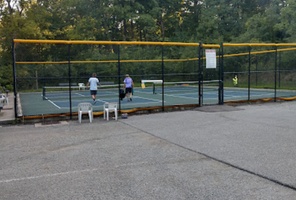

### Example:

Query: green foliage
xmin=1 ymin=0 xmax=296 ymax=90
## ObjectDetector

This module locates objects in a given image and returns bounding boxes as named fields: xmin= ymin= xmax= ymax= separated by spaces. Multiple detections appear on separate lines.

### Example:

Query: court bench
xmin=100 ymin=81 xmax=115 ymax=85
xmin=76 ymin=82 xmax=116 ymax=91
xmin=58 ymin=82 xmax=84 ymax=90
xmin=141 ymin=80 xmax=163 ymax=94
xmin=59 ymin=82 xmax=77 ymax=86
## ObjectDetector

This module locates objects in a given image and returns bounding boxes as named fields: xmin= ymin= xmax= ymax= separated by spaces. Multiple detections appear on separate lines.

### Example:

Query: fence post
xmin=278 ymin=51 xmax=281 ymax=88
xmin=67 ymin=44 xmax=73 ymax=119
xmin=219 ymin=43 xmax=224 ymax=105
xmin=117 ymin=45 xmax=121 ymax=111
xmin=274 ymin=46 xmax=278 ymax=102
xmin=248 ymin=46 xmax=251 ymax=101
xmin=198 ymin=42 xmax=203 ymax=106
xmin=12 ymin=40 xmax=18 ymax=119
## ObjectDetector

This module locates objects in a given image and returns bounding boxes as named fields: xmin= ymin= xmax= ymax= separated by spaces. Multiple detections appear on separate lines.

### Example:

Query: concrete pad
xmin=0 ymin=102 xmax=296 ymax=199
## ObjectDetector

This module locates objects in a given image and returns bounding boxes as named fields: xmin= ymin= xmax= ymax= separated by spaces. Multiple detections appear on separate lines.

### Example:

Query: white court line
xmin=159 ymin=92 xmax=199 ymax=100
xmin=48 ymin=99 xmax=61 ymax=109
xmin=224 ymin=92 xmax=275 ymax=98
xmin=95 ymin=99 xmax=108 ymax=103
xmin=130 ymin=101 xmax=164 ymax=105
xmin=252 ymin=92 xmax=275 ymax=97
xmin=133 ymin=96 xmax=163 ymax=102
xmin=123 ymin=101 xmax=163 ymax=106
xmin=102 ymin=96 xmax=163 ymax=103
xmin=75 ymin=93 xmax=86 ymax=97
xmin=162 ymin=91 xmax=221 ymax=100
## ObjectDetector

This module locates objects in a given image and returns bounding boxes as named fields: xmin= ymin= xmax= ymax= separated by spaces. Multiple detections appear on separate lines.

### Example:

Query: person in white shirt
xmin=87 ymin=73 xmax=100 ymax=104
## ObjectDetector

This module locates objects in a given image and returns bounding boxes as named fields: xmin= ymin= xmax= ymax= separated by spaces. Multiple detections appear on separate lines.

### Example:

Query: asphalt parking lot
xmin=1 ymin=101 xmax=296 ymax=200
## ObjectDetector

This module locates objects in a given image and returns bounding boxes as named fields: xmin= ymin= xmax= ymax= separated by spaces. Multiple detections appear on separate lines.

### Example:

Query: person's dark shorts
xmin=125 ymin=88 xmax=132 ymax=94
xmin=90 ymin=90 xmax=97 ymax=95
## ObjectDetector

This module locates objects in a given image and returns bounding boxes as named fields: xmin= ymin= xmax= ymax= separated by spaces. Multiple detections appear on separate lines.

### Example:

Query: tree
xmin=237 ymin=0 xmax=287 ymax=42
xmin=1 ymin=0 xmax=296 ymax=91
xmin=278 ymin=0 xmax=296 ymax=42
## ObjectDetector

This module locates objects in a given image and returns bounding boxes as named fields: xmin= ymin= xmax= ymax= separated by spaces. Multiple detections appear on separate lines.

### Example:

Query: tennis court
xmin=19 ymin=80 xmax=296 ymax=117
xmin=12 ymin=40 xmax=296 ymax=121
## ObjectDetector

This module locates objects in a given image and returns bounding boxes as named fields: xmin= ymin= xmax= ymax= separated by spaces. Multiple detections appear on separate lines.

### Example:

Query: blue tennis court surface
xmin=19 ymin=86 xmax=296 ymax=116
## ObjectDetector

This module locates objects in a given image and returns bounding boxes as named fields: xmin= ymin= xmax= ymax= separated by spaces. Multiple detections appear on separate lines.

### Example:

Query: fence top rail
xmin=13 ymin=39 xmax=197 ymax=46
xmin=13 ymin=39 xmax=220 ymax=48
xmin=13 ymin=39 xmax=296 ymax=48
xmin=223 ymin=43 xmax=296 ymax=47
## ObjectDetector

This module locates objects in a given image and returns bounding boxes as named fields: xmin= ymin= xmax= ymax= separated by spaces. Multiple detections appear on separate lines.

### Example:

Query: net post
xmin=42 ymin=87 xmax=46 ymax=100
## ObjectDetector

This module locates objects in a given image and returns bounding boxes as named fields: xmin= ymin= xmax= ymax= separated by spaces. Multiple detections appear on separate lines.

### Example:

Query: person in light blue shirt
xmin=123 ymin=74 xmax=134 ymax=101
xmin=87 ymin=73 xmax=100 ymax=104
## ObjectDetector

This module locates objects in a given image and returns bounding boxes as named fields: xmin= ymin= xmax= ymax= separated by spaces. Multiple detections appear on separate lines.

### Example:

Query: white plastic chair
xmin=78 ymin=102 xmax=93 ymax=123
xmin=104 ymin=102 xmax=118 ymax=121
xmin=0 ymin=94 xmax=5 ymax=110
xmin=0 ymin=94 xmax=7 ymax=106
xmin=78 ymin=83 xmax=86 ymax=90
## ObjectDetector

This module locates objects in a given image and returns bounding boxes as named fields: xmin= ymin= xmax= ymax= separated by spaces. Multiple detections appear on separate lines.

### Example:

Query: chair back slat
xmin=78 ymin=103 xmax=92 ymax=112
xmin=103 ymin=102 xmax=118 ymax=121
xmin=104 ymin=102 xmax=117 ymax=109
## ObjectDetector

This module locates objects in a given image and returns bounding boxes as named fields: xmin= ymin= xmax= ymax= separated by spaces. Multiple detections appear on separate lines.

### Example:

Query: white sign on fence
xmin=205 ymin=49 xmax=217 ymax=69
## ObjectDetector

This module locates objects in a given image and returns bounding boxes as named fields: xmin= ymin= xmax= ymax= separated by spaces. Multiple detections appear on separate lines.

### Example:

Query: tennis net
xmin=141 ymin=80 xmax=220 ymax=94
